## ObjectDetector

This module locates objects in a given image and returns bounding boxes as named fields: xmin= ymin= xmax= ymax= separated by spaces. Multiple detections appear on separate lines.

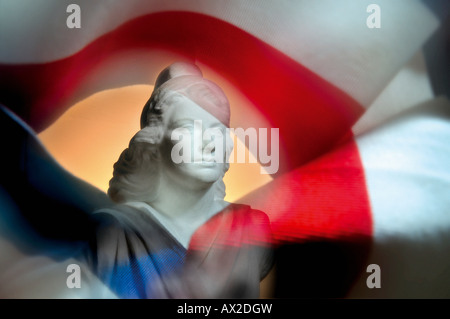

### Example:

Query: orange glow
xmin=38 ymin=85 xmax=272 ymax=202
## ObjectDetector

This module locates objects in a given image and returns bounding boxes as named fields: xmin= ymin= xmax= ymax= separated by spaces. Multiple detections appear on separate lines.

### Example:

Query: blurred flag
xmin=0 ymin=0 xmax=449 ymax=298
xmin=0 ymin=0 xmax=439 ymax=169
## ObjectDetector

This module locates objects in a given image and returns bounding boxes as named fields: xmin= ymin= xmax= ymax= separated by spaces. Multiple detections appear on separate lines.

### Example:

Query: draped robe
xmin=86 ymin=203 xmax=273 ymax=298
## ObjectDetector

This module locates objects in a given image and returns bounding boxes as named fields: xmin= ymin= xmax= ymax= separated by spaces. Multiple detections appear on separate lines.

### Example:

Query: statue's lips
xmin=193 ymin=160 xmax=217 ymax=167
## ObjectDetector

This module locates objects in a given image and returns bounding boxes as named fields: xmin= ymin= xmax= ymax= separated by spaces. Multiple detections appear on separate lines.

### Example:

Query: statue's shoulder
xmin=225 ymin=203 xmax=269 ymax=220
xmin=221 ymin=203 xmax=271 ymax=242
xmin=90 ymin=203 xmax=148 ymax=231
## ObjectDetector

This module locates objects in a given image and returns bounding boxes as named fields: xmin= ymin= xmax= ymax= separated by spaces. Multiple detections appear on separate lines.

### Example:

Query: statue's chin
xmin=185 ymin=170 xmax=222 ymax=189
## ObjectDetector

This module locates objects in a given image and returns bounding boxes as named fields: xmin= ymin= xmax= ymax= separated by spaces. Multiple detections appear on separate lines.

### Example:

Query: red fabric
xmin=189 ymin=204 xmax=272 ymax=250
xmin=242 ymin=138 xmax=373 ymax=245
xmin=0 ymin=11 xmax=363 ymax=171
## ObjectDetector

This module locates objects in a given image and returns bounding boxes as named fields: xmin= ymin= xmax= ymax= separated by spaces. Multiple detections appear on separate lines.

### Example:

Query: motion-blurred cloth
xmin=0 ymin=0 xmax=449 ymax=298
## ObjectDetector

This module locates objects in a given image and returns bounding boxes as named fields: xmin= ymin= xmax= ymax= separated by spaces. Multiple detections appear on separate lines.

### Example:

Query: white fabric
xmin=353 ymin=50 xmax=436 ymax=136
xmin=0 ymin=0 xmax=439 ymax=107
xmin=349 ymin=96 xmax=450 ymax=298
xmin=0 ymin=236 xmax=118 ymax=298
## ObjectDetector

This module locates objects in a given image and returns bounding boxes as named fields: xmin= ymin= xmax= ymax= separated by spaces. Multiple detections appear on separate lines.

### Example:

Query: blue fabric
xmin=99 ymin=248 xmax=186 ymax=298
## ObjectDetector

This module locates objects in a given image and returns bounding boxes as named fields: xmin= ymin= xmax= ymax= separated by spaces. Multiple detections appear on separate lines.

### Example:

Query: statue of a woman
xmin=85 ymin=62 xmax=273 ymax=298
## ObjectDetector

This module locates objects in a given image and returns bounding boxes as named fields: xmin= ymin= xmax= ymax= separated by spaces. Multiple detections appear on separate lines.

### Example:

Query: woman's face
xmin=159 ymin=94 xmax=229 ymax=189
